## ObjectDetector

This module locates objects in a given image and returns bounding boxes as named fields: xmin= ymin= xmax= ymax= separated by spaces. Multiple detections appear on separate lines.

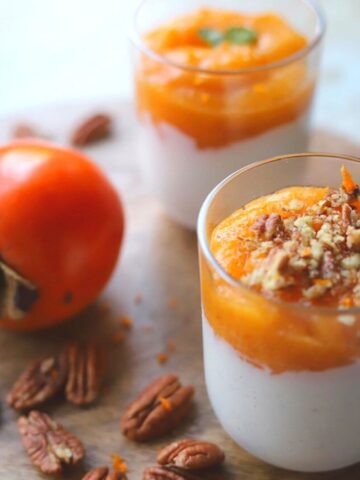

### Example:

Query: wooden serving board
xmin=0 ymin=101 xmax=359 ymax=479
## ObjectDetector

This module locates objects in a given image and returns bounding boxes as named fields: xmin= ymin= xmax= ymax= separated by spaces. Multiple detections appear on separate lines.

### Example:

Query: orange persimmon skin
xmin=0 ymin=141 xmax=124 ymax=331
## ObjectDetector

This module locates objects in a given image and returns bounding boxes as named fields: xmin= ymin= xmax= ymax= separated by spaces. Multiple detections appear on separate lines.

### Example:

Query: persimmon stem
xmin=0 ymin=261 xmax=38 ymax=320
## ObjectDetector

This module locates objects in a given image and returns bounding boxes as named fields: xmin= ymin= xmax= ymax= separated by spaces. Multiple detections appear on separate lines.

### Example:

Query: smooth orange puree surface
xmin=202 ymin=169 xmax=360 ymax=373
xmin=137 ymin=8 xmax=313 ymax=149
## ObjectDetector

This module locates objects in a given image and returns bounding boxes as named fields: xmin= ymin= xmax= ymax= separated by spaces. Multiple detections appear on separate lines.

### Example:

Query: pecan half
xmin=7 ymin=354 xmax=67 ymax=410
xmin=18 ymin=410 xmax=84 ymax=475
xmin=82 ymin=466 xmax=127 ymax=480
xmin=143 ymin=466 xmax=198 ymax=480
xmin=341 ymin=203 xmax=352 ymax=230
xmin=121 ymin=374 xmax=194 ymax=441
xmin=65 ymin=341 xmax=103 ymax=406
xmin=71 ymin=113 xmax=112 ymax=146
xmin=157 ymin=439 xmax=225 ymax=470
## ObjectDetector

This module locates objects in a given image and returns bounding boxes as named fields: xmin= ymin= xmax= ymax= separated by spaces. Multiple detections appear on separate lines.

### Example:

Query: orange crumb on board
xmin=168 ymin=297 xmax=178 ymax=309
xmin=341 ymin=165 xmax=358 ymax=194
xmin=167 ymin=339 xmax=176 ymax=352
xmin=111 ymin=331 xmax=126 ymax=344
xmin=158 ymin=396 xmax=172 ymax=412
xmin=119 ymin=316 xmax=133 ymax=329
xmin=134 ymin=293 xmax=143 ymax=304
xmin=157 ymin=352 xmax=169 ymax=364
xmin=111 ymin=453 xmax=128 ymax=474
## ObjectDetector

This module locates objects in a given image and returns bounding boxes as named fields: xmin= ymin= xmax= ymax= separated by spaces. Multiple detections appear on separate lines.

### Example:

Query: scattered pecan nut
xmin=71 ymin=113 xmax=112 ymax=146
xmin=7 ymin=354 xmax=67 ymax=410
xmin=157 ymin=439 xmax=225 ymax=470
xmin=12 ymin=123 xmax=44 ymax=139
xmin=143 ymin=466 xmax=198 ymax=480
xmin=82 ymin=466 xmax=127 ymax=480
xmin=65 ymin=341 xmax=104 ymax=406
xmin=18 ymin=410 xmax=84 ymax=475
xmin=121 ymin=374 xmax=194 ymax=441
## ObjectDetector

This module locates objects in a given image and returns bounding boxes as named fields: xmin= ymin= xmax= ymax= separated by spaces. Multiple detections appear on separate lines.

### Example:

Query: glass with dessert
xmin=198 ymin=153 xmax=360 ymax=472
xmin=132 ymin=0 xmax=325 ymax=228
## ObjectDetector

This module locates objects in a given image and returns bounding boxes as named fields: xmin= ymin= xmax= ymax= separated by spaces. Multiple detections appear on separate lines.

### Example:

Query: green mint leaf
xmin=224 ymin=27 xmax=258 ymax=45
xmin=198 ymin=28 xmax=224 ymax=47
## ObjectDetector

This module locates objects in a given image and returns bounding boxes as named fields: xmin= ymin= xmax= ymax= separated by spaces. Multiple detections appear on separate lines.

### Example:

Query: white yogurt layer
xmin=202 ymin=315 xmax=360 ymax=472
xmin=137 ymin=112 xmax=311 ymax=229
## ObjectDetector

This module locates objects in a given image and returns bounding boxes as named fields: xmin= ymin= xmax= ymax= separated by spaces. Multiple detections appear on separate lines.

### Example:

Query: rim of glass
xmin=131 ymin=0 xmax=326 ymax=76
xmin=198 ymin=152 xmax=360 ymax=315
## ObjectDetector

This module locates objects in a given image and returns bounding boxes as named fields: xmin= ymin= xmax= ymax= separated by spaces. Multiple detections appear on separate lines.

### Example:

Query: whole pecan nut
xmin=18 ymin=410 xmax=84 ymax=474
xmin=65 ymin=341 xmax=103 ymax=406
xmin=12 ymin=123 xmax=44 ymax=139
xmin=157 ymin=439 xmax=225 ymax=470
xmin=143 ymin=466 xmax=198 ymax=480
xmin=7 ymin=354 xmax=67 ymax=410
xmin=82 ymin=466 xmax=127 ymax=480
xmin=71 ymin=113 xmax=112 ymax=146
xmin=121 ymin=374 xmax=194 ymax=441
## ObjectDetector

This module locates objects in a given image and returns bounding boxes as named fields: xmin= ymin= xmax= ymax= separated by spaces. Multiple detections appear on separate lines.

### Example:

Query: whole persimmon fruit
xmin=0 ymin=141 xmax=124 ymax=330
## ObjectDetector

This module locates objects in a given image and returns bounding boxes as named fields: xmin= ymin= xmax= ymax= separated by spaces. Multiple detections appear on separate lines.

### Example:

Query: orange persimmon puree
xmin=201 ymin=168 xmax=360 ymax=373
xmin=136 ymin=8 xmax=314 ymax=149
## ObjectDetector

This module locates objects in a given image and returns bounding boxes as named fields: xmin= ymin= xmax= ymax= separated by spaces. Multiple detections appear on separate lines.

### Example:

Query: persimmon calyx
xmin=0 ymin=261 xmax=39 ymax=320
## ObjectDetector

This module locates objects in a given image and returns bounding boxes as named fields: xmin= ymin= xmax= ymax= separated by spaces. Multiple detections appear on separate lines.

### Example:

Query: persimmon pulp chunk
xmin=205 ymin=171 xmax=360 ymax=373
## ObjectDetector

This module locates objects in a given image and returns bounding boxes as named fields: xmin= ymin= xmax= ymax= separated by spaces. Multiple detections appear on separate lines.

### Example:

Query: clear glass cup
xmin=131 ymin=0 xmax=325 ymax=229
xmin=198 ymin=153 xmax=360 ymax=472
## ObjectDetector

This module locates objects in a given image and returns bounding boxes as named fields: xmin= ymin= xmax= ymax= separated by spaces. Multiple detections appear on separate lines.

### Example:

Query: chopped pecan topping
xmin=347 ymin=228 xmax=360 ymax=251
xmin=121 ymin=374 xmax=194 ymax=442
xmin=18 ymin=410 xmax=84 ymax=475
xmin=251 ymin=214 xmax=284 ymax=240
xmin=321 ymin=251 xmax=336 ymax=278
xmin=341 ymin=203 xmax=352 ymax=230
xmin=264 ymin=214 xmax=284 ymax=240
xmin=82 ymin=466 xmax=127 ymax=480
xmin=7 ymin=354 xmax=67 ymax=410
xmin=143 ymin=466 xmax=198 ymax=480
xmin=242 ymin=173 xmax=360 ymax=305
xmin=65 ymin=341 xmax=104 ymax=406
xmin=157 ymin=439 xmax=225 ymax=470
xmin=71 ymin=113 xmax=112 ymax=146
xmin=250 ymin=214 xmax=268 ymax=236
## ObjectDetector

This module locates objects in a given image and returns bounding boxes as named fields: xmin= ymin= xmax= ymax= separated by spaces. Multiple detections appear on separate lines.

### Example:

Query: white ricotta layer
xmin=202 ymin=315 xmax=360 ymax=472
xmin=137 ymin=112 xmax=311 ymax=229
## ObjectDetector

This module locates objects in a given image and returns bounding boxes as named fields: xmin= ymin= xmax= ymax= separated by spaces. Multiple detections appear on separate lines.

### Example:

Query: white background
xmin=0 ymin=0 xmax=359 ymax=145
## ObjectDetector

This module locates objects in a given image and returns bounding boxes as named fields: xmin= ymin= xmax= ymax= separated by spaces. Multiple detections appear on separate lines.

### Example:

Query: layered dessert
xmin=201 ymin=167 xmax=360 ymax=471
xmin=134 ymin=6 xmax=323 ymax=228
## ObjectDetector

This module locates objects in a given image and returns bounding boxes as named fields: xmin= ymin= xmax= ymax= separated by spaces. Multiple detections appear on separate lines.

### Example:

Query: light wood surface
xmin=0 ymin=102 xmax=359 ymax=479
